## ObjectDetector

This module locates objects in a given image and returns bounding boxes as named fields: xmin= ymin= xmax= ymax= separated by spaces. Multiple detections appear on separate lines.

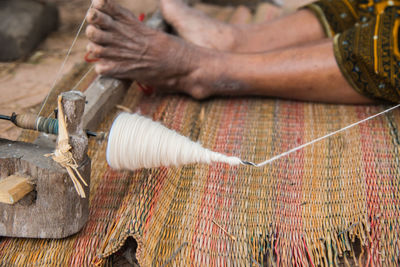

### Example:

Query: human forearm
xmin=232 ymin=9 xmax=326 ymax=53
xmin=192 ymin=39 xmax=373 ymax=104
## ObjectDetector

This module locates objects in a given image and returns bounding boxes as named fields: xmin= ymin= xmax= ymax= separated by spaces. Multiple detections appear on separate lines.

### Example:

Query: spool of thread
xmin=6 ymin=113 xmax=103 ymax=139
xmin=13 ymin=113 xmax=58 ymax=135
xmin=106 ymin=113 xmax=242 ymax=171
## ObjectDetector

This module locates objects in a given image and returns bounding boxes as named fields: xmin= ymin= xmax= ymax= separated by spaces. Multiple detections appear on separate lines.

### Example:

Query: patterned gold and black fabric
xmin=306 ymin=0 xmax=400 ymax=103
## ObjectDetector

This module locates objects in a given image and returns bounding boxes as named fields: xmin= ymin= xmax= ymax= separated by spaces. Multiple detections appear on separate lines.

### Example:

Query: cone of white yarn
xmin=106 ymin=113 xmax=242 ymax=171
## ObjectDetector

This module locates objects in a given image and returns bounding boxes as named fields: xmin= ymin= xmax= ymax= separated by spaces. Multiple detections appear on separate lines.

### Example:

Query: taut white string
xmin=37 ymin=1 xmax=94 ymax=118
xmin=70 ymin=65 xmax=95 ymax=92
xmin=106 ymin=105 xmax=400 ymax=170
xmin=256 ymin=104 xmax=400 ymax=167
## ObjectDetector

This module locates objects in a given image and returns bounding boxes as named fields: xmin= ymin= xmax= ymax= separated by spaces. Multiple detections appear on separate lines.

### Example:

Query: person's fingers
xmin=87 ymin=42 xmax=144 ymax=60
xmin=92 ymin=0 xmax=109 ymax=11
xmin=87 ymin=9 xmax=115 ymax=30
xmin=92 ymin=0 xmax=137 ymax=22
xmin=94 ymin=60 xmax=123 ymax=77
xmin=86 ymin=25 xmax=121 ymax=46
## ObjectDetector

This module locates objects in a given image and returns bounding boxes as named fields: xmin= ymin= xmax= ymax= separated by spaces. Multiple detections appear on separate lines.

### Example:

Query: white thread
xmin=256 ymin=104 xmax=400 ymax=167
xmin=70 ymin=65 xmax=95 ymax=92
xmin=106 ymin=113 xmax=242 ymax=171
xmin=37 ymin=1 xmax=93 ymax=118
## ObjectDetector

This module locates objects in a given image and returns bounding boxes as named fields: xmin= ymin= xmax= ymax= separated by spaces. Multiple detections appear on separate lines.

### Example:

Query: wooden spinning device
xmin=0 ymin=91 xmax=91 ymax=238
xmin=0 ymin=80 xmax=128 ymax=238
xmin=0 ymin=5 xmax=170 ymax=239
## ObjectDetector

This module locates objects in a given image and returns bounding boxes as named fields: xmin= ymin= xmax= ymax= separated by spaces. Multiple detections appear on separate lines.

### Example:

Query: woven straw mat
xmin=1 ymin=84 xmax=400 ymax=266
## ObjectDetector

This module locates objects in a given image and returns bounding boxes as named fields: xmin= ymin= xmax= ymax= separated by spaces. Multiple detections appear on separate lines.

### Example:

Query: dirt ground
xmin=0 ymin=0 xmax=310 ymax=141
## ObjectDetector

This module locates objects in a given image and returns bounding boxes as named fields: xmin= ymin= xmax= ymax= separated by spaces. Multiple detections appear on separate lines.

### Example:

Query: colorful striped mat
xmin=2 ymin=3 xmax=400 ymax=266
xmin=1 ymin=84 xmax=400 ymax=266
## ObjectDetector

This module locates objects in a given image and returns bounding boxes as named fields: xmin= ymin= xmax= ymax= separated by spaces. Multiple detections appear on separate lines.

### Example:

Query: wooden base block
xmin=0 ymin=175 xmax=34 ymax=205
xmin=0 ymin=139 xmax=91 ymax=239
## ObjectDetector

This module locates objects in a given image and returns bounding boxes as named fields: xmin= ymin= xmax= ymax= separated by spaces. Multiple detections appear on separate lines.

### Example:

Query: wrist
xmin=177 ymin=44 xmax=246 ymax=99
xmin=182 ymin=47 xmax=223 ymax=99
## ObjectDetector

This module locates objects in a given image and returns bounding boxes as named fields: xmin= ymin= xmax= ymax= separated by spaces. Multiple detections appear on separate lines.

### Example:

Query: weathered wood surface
xmin=0 ymin=92 xmax=91 ymax=239
xmin=0 ymin=175 xmax=34 ymax=205
xmin=61 ymin=91 xmax=88 ymax=163
xmin=0 ymin=138 xmax=91 ymax=238
xmin=0 ymin=0 xmax=58 ymax=61
xmin=82 ymin=77 xmax=130 ymax=131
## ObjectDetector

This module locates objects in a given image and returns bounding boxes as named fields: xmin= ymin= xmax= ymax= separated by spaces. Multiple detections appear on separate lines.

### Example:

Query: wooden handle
xmin=0 ymin=175 xmax=34 ymax=204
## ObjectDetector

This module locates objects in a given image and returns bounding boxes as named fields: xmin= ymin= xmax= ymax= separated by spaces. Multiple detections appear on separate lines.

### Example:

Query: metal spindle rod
xmin=0 ymin=115 xmax=12 ymax=121
xmin=0 ymin=113 xmax=103 ymax=138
